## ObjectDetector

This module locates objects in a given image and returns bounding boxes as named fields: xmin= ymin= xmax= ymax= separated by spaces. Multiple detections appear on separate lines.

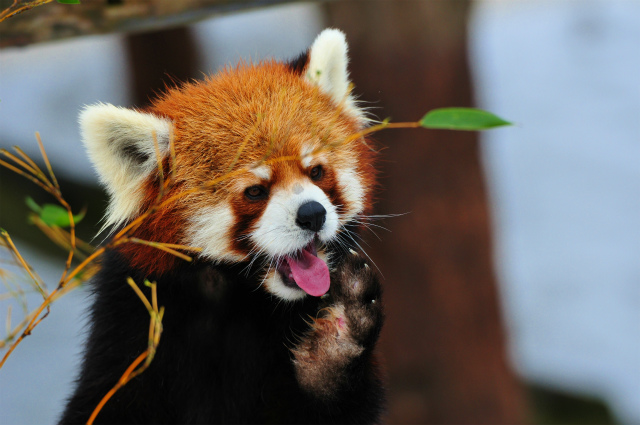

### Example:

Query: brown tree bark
xmin=325 ymin=2 xmax=529 ymax=423
xmin=124 ymin=26 xmax=201 ymax=108
xmin=0 ymin=0 xmax=297 ymax=48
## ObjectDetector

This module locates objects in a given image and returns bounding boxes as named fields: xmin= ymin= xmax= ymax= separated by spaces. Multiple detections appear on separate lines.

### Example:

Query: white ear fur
xmin=305 ymin=29 xmax=364 ymax=122
xmin=79 ymin=103 xmax=172 ymax=229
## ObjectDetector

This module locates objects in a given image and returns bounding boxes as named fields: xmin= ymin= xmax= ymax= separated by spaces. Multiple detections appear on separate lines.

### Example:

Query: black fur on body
xmin=59 ymin=241 xmax=384 ymax=424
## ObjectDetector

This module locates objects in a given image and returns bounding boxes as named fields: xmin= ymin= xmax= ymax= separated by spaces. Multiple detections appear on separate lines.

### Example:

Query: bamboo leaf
xmin=25 ymin=199 xmax=85 ymax=227
xmin=25 ymin=197 xmax=42 ymax=213
xmin=420 ymin=108 xmax=512 ymax=131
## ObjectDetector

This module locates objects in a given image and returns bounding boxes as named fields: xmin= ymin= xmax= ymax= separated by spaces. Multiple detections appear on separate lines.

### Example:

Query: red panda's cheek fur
xmin=114 ymin=61 xmax=379 ymax=276
xmin=319 ymin=140 xmax=377 ymax=224
xmin=228 ymin=195 xmax=269 ymax=256
xmin=314 ymin=166 xmax=346 ymax=219
xmin=352 ymin=139 xmax=378 ymax=216
xmin=114 ymin=176 xmax=185 ymax=277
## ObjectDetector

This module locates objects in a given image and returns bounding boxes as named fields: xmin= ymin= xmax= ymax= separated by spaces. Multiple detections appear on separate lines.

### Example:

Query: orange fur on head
xmin=115 ymin=60 xmax=376 ymax=276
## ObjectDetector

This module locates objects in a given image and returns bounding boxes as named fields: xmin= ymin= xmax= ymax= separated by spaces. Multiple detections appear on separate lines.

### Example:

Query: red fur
xmin=119 ymin=61 xmax=376 ymax=276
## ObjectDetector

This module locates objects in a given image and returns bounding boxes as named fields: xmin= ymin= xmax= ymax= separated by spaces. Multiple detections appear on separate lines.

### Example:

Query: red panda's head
xmin=80 ymin=29 xmax=376 ymax=301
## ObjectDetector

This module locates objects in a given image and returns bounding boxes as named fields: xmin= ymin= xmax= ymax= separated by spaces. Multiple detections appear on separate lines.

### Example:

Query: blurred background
xmin=1 ymin=0 xmax=638 ymax=423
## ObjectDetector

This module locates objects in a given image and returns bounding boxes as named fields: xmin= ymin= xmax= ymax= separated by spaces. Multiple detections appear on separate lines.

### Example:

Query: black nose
xmin=296 ymin=201 xmax=326 ymax=232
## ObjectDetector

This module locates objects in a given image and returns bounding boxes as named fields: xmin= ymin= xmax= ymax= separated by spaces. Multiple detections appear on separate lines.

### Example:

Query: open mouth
xmin=276 ymin=239 xmax=330 ymax=297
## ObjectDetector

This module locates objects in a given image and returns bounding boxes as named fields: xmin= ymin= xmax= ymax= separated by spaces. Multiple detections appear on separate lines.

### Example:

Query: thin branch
xmin=36 ymin=132 xmax=60 ymax=190
xmin=0 ymin=0 xmax=54 ymax=24
xmin=86 ymin=279 xmax=164 ymax=425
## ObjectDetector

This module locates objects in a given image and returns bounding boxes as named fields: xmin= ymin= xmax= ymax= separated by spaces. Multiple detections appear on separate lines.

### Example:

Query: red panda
xmin=60 ymin=29 xmax=384 ymax=424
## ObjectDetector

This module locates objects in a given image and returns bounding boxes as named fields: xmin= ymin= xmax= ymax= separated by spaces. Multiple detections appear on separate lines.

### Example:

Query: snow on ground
xmin=470 ymin=1 xmax=640 ymax=423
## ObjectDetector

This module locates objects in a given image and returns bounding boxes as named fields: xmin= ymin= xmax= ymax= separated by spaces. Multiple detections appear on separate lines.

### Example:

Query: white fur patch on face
xmin=305 ymin=28 xmax=364 ymax=123
xmin=185 ymin=204 xmax=245 ymax=263
xmin=335 ymin=165 xmax=365 ymax=222
xmin=300 ymin=146 xmax=316 ymax=169
xmin=249 ymin=164 xmax=272 ymax=181
xmin=251 ymin=181 xmax=339 ymax=259
xmin=79 ymin=103 xmax=172 ymax=230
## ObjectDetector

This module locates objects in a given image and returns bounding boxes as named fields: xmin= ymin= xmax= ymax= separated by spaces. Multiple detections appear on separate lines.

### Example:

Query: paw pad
xmin=336 ymin=316 xmax=346 ymax=330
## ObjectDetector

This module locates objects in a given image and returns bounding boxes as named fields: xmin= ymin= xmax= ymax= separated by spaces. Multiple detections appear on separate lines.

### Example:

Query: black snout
xmin=296 ymin=201 xmax=326 ymax=232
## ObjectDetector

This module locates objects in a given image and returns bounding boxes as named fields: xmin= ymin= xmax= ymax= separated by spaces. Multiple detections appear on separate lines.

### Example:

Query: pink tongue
xmin=285 ymin=249 xmax=330 ymax=297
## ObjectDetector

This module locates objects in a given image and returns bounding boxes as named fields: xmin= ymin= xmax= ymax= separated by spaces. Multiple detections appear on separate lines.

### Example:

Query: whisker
xmin=339 ymin=227 xmax=382 ymax=276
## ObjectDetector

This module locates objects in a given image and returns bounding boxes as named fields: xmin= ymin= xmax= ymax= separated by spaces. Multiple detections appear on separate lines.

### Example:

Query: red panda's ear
xmin=305 ymin=29 xmax=365 ymax=123
xmin=288 ymin=50 xmax=310 ymax=76
xmin=79 ymin=103 xmax=172 ymax=229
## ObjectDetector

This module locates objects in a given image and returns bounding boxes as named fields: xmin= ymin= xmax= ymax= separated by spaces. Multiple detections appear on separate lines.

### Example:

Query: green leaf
xmin=56 ymin=0 xmax=81 ymax=4
xmin=28 ymin=200 xmax=85 ymax=227
xmin=420 ymin=108 xmax=512 ymax=131
xmin=25 ymin=197 xmax=42 ymax=213
xmin=40 ymin=205 xmax=71 ymax=227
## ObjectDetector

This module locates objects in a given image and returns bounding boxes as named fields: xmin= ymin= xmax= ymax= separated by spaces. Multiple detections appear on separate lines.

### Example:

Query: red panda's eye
xmin=310 ymin=165 xmax=323 ymax=181
xmin=245 ymin=185 xmax=269 ymax=201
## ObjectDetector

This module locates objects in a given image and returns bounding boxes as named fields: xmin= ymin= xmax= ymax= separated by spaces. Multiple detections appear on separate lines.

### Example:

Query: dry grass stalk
xmin=86 ymin=278 xmax=164 ymax=425
xmin=0 ymin=101 xmax=422 ymax=421
xmin=0 ymin=0 xmax=54 ymax=24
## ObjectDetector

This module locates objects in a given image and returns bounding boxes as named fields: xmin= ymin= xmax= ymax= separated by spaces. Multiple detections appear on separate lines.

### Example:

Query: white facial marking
xmin=254 ymin=179 xmax=339 ymax=300
xmin=301 ymin=154 xmax=313 ymax=168
xmin=335 ymin=165 xmax=364 ymax=221
xmin=300 ymin=145 xmax=315 ymax=168
xmin=252 ymin=181 xmax=339 ymax=259
xmin=249 ymin=164 xmax=271 ymax=181
xmin=185 ymin=204 xmax=244 ymax=263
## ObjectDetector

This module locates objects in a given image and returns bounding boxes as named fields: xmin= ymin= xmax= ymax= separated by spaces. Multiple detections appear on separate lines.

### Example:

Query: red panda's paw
xmin=291 ymin=251 xmax=383 ymax=400
xmin=328 ymin=251 xmax=384 ymax=347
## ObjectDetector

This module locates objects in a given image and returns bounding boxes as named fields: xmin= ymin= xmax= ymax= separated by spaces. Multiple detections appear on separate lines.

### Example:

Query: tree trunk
xmin=124 ymin=26 xmax=200 ymax=108
xmin=325 ymin=2 xmax=529 ymax=423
